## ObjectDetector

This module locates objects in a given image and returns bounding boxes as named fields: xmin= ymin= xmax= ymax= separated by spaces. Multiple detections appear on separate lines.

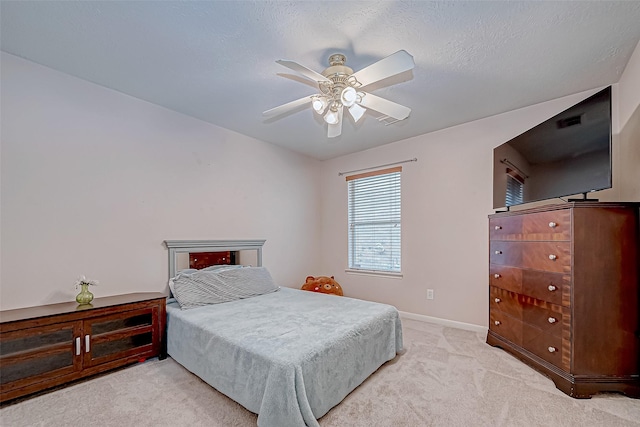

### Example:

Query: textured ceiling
xmin=2 ymin=1 xmax=640 ymax=160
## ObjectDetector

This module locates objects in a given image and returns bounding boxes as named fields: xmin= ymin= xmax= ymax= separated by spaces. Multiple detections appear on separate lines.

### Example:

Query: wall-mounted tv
xmin=493 ymin=86 xmax=612 ymax=210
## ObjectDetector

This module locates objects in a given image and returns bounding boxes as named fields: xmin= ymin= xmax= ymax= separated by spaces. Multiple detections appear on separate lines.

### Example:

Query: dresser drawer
xmin=489 ymin=311 xmax=521 ymax=346
xmin=490 ymin=287 xmax=566 ymax=339
xmin=490 ymin=216 xmax=523 ymax=240
xmin=490 ymin=209 xmax=570 ymax=241
xmin=490 ymin=241 xmax=522 ymax=266
xmin=522 ymin=324 xmax=564 ymax=369
xmin=520 ymin=296 xmax=565 ymax=338
xmin=521 ymin=242 xmax=570 ymax=273
xmin=522 ymin=210 xmax=571 ymax=240
xmin=490 ymin=287 xmax=521 ymax=319
xmin=491 ymin=241 xmax=570 ymax=273
xmin=490 ymin=265 xmax=570 ymax=305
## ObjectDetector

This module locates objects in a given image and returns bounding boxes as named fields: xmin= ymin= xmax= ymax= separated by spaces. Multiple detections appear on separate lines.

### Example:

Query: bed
xmin=164 ymin=240 xmax=403 ymax=427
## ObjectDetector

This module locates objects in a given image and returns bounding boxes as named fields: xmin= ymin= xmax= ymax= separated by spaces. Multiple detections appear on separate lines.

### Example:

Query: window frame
xmin=345 ymin=166 xmax=402 ymax=277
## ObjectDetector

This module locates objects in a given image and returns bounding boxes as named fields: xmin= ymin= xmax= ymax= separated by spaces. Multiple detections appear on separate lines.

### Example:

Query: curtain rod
xmin=338 ymin=158 xmax=418 ymax=176
xmin=500 ymin=158 xmax=529 ymax=179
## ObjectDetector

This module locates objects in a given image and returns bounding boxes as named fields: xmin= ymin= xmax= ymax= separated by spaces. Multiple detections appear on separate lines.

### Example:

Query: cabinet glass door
xmin=83 ymin=308 xmax=157 ymax=367
xmin=0 ymin=321 xmax=81 ymax=392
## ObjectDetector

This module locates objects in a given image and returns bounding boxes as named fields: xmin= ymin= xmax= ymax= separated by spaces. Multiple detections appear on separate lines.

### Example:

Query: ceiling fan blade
xmin=262 ymin=96 xmax=311 ymax=118
xmin=352 ymin=50 xmax=415 ymax=88
xmin=358 ymin=92 xmax=411 ymax=121
xmin=327 ymin=106 xmax=343 ymax=138
xmin=276 ymin=60 xmax=332 ymax=83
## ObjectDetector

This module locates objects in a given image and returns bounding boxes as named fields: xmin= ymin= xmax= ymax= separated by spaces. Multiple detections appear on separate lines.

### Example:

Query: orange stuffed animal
xmin=301 ymin=276 xmax=344 ymax=296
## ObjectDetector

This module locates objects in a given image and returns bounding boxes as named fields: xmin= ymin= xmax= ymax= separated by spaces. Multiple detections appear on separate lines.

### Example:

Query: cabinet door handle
xmin=494 ymin=320 xmax=501 ymax=326
xmin=494 ymin=298 xmax=501 ymax=303
xmin=494 ymin=225 xmax=502 ymax=230
xmin=548 ymin=346 xmax=557 ymax=353
xmin=494 ymin=250 xmax=502 ymax=255
xmin=548 ymin=317 xmax=557 ymax=324
xmin=548 ymin=254 xmax=557 ymax=260
xmin=549 ymin=222 xmax=557 ymax=228
xmin=85 ymin=335 xmax=90 ymax=353
xmin=548 ymin=285 xmax=557 ymax=292
xmin=75 ymin=337 xmax=81 ymax=356
xmin=494 ymin=274 xmax=501 ymax=279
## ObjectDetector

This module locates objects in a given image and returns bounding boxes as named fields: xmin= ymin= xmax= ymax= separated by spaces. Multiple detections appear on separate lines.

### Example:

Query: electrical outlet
xmin=427 ymin=289 xmax=434 ymax=300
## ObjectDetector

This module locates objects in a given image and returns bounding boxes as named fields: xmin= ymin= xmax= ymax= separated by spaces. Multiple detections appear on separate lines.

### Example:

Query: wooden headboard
xmin=164 ymin=240 xmax=265 ymax=279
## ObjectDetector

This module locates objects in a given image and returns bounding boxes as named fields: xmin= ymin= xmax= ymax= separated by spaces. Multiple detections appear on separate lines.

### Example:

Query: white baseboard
xmin=399 ymin=311 xmax=488 ymax=334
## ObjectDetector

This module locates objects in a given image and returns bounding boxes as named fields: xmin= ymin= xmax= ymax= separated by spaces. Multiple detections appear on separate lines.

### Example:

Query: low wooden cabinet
xmin=0 ymin=293 xmax=166 ymax=403
xmin=486 ymin=202 xmax=640 ymax=398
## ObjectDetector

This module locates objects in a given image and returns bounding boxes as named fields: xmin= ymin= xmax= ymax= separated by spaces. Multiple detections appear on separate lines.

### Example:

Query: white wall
xmin=0 ymin=53 xmax=322 ymax=310
xmin=619 ymin=40 xmax=640 ymax=130
xmin=319 ymin=74 xmax=640 ymax=327
xmin=615 ymin=39 xmax=640 ymax=201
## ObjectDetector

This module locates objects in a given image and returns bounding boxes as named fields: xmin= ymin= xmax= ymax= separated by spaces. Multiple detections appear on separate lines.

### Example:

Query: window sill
xmin=345 ymin=269 xmax=403 ymax=279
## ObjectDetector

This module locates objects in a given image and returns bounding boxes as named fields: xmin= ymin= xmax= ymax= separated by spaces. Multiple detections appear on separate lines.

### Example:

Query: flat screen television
xmin=493 ymin=86 xmax=612 ymax=210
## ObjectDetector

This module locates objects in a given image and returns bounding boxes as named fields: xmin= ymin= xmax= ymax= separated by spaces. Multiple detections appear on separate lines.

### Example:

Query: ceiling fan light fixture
xmin=348 ymin=103 xmax=366 ymax=123
xmin=324 ymin=108 xmax=340 ymax=125
xmin=340 ymin=87 xmax=357 ymax=107
xmin=311 ymin=96 xmax=328 ymax=114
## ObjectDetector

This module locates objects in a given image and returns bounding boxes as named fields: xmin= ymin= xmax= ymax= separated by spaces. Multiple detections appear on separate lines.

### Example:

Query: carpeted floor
xmin=1 ymin=318 xmax=639 ymax=426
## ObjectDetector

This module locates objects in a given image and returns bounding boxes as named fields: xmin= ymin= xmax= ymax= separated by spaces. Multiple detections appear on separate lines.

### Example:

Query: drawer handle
xmin=494 ymin=320 xmax=501 ymax=326
xmin=548 ymin=285 xmax=557 ymax=292
xmin=494 ymin=274 xmax=501 ymax=279
xmin=548 ymin=317 xmax=557 ymax=324
xmin=85 ymin=335 xmax=91 ymax=353
xmin=494 ymin=298 xmax=501 ymax=303
xmin=549 ymin=222 xmax=557 ymax=228
xmin=494 ymin=225 xmax=502 ymax=230
xmin=548 ymin=254 xmax=557 ymax=261
xmin=75 ymin=337 xmax=81 ymax=356
xmin=494 ymin=250 xmax=502 ymax=255
xmin=548 ymin=346 xmax=557 ymax=353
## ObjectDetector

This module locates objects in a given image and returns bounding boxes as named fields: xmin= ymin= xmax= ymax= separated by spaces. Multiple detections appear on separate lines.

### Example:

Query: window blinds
xmin=347 ymin=167 xmax=401 ymax=273
xmin=506 ymin=173 xmax=524 ymax=206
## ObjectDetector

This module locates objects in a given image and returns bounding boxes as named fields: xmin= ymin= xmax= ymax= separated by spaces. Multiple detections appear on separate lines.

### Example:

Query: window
xmin=347 ymin=167 xmax=401 ymax=274
xmin=505 ymin=168 xmax=524 ymax=207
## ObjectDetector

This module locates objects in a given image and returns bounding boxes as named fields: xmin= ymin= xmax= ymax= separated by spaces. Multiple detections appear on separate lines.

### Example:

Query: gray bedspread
xmin=166 ymin=287 xmax=403 ymax=427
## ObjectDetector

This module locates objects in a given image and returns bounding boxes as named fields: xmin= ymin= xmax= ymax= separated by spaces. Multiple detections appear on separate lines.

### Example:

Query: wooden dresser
xmin=0 ymin=293 xmax=166 ymax=403
xmin=486 ymin=202 xmax=640 ymax=398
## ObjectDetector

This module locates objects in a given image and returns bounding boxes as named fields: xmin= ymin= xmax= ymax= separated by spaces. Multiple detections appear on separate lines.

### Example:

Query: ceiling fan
xmin=263 ymin=50 xmax=415 ymax=138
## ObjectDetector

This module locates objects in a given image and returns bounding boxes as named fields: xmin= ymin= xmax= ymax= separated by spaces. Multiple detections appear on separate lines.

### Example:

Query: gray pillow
xmin=171 ymin=266 xmax=279 ymax=309
xmin=201 ymin=264 xmax=244 ymax=272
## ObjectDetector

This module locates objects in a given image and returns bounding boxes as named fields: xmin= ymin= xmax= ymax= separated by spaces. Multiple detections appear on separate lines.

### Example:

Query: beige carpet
xmin=1 ymin=318 xmax=639 ymax=426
